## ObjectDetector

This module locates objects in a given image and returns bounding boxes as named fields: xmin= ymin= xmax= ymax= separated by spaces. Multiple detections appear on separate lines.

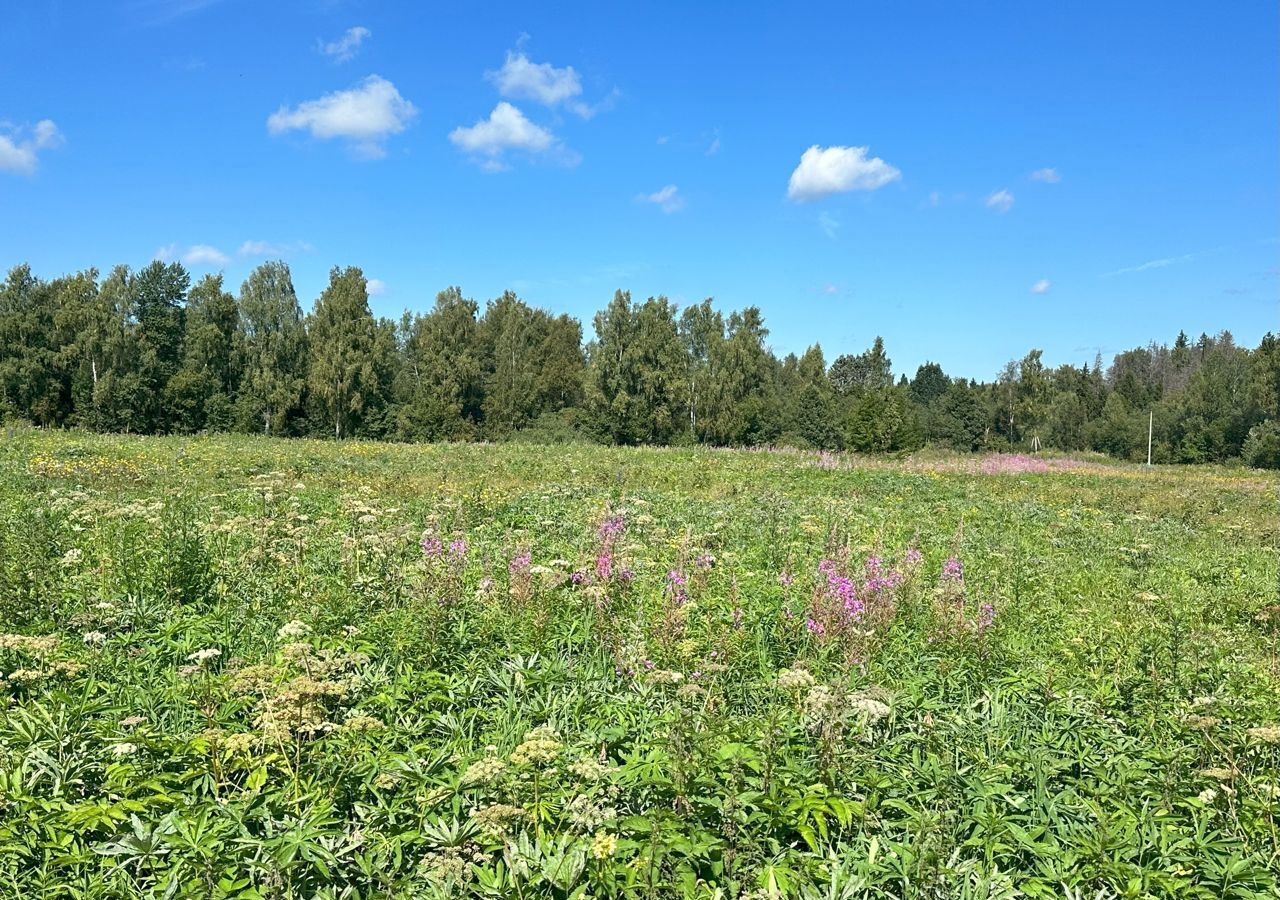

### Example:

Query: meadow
xmin=0 ymin=429 xmax=1277 ymax=899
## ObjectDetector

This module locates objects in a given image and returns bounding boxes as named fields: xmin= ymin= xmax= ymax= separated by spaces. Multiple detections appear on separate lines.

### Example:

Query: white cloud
xmin=0 ymin=119 xmax=64 ymax=175
xmin=818 ymin=211 xmax=840 ymax=239
xmin=450 ymin=102 xmax=567 ymax=170
xmin=787 ymin=145 xmax=901 ymax=202
xmin=487 ymin=50 xmax=615 ymax=119
xmin=155 ymin=243 xmax=230 ymax=267
xmin=1030 ymin=167 xmax=1060 ymax=183
xmin=238 ymin=239 xmax=314 ymax=257
xmin=985 ymin=189 xmax=1015 ymax=213
xmin=821 ymin=284 xmax=839 ymax=295
xmin=637 ymin=184 xmax=685 ymax=213
xmin=267 ymin=75 xmax=417 ymax=158
xmin=319 ymin=26 xmax=371 ymax=63
xmin=928 ymin=191 xmax=941 ymax=206
xmin=1030 ymin=278 xmax=1051 ymax=294
xmin=705 ymin=132 xmax=721 ymax=156
xmin=489 ymin=50 xmax=580 ymax=106
xmin=366 ymin=278 xmax=387 ymax=296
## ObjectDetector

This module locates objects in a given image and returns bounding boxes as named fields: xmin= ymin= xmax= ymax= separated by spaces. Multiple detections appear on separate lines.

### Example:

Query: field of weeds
xmin=1 ymin=430 xmax=1277 ymax=898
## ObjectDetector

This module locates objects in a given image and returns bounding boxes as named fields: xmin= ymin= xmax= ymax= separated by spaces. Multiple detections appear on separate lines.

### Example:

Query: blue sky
xmin=2 ymin=1 xmax=1276 ymax=379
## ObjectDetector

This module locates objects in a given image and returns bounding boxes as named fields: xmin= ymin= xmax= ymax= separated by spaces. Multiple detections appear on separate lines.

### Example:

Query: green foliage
xmin=1241 ymin=419 xmax=1280 ymax=469
xmin=0 ymin=429 xmax=1276 ymax=897
xmin=307 ymin=266 xmax=382 ymax=439
xmin=0 ymin=262 xmax=1276 ymax=465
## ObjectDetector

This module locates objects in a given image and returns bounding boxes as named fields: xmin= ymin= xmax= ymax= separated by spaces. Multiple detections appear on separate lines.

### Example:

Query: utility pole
xmin=1152 ymin=412 xmax=1162 ymax=468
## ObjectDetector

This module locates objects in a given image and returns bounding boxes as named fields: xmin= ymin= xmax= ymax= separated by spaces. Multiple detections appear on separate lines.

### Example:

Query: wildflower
xmin=732 ymin=606 xmax=744 ymax=629
xmin=510 ymin=725 xmax=561 ymax=766
xmin=509 ymin=550 xmax=532 ymax=576
xmin=777 ymin=571 xmax=795 ymax=588
xmin=590 ymin=831 xmax=618 ymax=859
xmin=61 ymin=548 xmax=84 ymax=566
xmin=695 ymin=553 xmax=714 ymax=570
xmin=82 ymin=631 xmax=107 ymax=646
xmin=804 ymin=684 xmax=839 ymax=719
xmin=119 ymin=715 xmax=147 ymax=729
xmin=1197 ymin=787 xmax=1218 ymax=804
xmin=1247 ymin=725 xmax=1280 ymax=743
xmin=374 ymin=771 xmax=403 ymax=791
xmin=569 ymin=756 xmax=612 ymax=782
xmin=461 ymin=755 xmax=508 ymax=785
xmin=978 ymin=603 xmax=996 ymax=630
xmin=597 ymin=514 xmax=625 ymax=542
xmin=342 ymin=714 xmax=384 ymax=732
xmin=448 ymin=539 xmax=468 ymax=558
xmin=904 ymin=548 xmax=923 ymax=566
xmin=1185 ymin=714 xmax=1219 ymax=730
xmin=777 ymin=667 xmax=816 ymax=692
xmin=1200 ymin=767 xmax=1235 ymax=780
xmin=187 ymin=647 xmax=222 ymax=665
xmin=110 ymin=742 xmax=139 ymax=757
xmin=468 ymin=803 xmax=527 ymax=837
xmin=223 ymin=732 xmax=257 ymax=755
xmin=850 ymin=695 xmax=891 ymax=722
xmin=277 ymin=620 xmax=311 ymax=640
xmin=420 ymin=533 xmax=444 ymax=558
xmin=942 ymin=557 xmax=964 ymax=581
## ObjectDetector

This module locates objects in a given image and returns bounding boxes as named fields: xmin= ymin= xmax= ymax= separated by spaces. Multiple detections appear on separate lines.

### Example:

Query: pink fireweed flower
xmin=448 ymin=539 xmax=468 ymax=558
xmin=695 ymin=553 xmax=714 ymax=570
xmin=597 ymin=514 xmax=626 ymax=542
xmin=904 ymin=548 xmax=922 ymax=566
xmin=420 ymin=533 xmax=445 ymax=558
xmin=978 ymin=602 xmax=996 ymax=630
xmin=942 ymin=557 xmax=964 ymax=581
xmin=509 ymin=550 xmax=532 ymax=576
xmin=733 ymin=606 xmax=744 ymax=629
xmin=777 ymin=571 xmax=795 ymax=588
xmin=805 ymin=617 xmax=826 ymax=635
xmin=595 ymin=551 xmax=614 ymax=581
xmin=665 ymin=569 xmax=689 ymax=605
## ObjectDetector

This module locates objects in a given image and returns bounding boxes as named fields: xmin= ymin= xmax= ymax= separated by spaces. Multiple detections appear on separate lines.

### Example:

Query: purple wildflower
xmin=942 ymin=557 xmax=964 ymax=581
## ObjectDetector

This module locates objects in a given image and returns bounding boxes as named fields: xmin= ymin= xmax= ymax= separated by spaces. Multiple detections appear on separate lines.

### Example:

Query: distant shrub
xmin=1242 ymin=419 xmax=1280 ymax=469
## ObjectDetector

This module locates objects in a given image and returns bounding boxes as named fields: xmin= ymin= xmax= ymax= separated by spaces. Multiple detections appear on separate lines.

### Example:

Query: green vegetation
xmin=1 ymin=429 xmax=1277 ymax=898
xmin=3 ymin=262 xmax=1279 ymax=466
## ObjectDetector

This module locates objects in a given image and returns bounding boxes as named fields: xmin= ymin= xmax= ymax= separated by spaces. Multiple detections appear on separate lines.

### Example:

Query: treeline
xmin=1 ymin=260 xmax=1277 ymax=467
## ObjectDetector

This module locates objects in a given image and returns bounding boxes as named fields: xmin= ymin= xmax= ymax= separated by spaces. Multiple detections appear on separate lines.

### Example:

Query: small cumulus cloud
xmin=787 ymin=145 xmax=900 ymax=202
xmin=928 ymin=191 xmax=941 ymax=206
xmin=366 ymin=278 xmax=387 ymax=296
xmin=487 ymin=49 xmax=614 ymax=119
xmin=821 ymin=284 xmax=839 ymax=295
xmin=1030 ymin=279 xmax=1051 ymax=294
xmin=450 ymin=101 xmax=573 ymax=170
xmin=155 ymin=243 xmax=231 ymax=267
xmin=0 ymin=119 xmax=64 ymax=175
xmin=319 ymin=26 xmax=371 ymax=63
xmin=238 ymin=240 xmax=313 ymax=258
xmin=267 ymin=75 xmax=417 ymax=159
xmin=1030 ymin=167 xmax=1060 ymax=183
xmin=637 ymin=184 xmax=685 ymax=213
xmin=985 ymin=189 xmax=1014 ymax=213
